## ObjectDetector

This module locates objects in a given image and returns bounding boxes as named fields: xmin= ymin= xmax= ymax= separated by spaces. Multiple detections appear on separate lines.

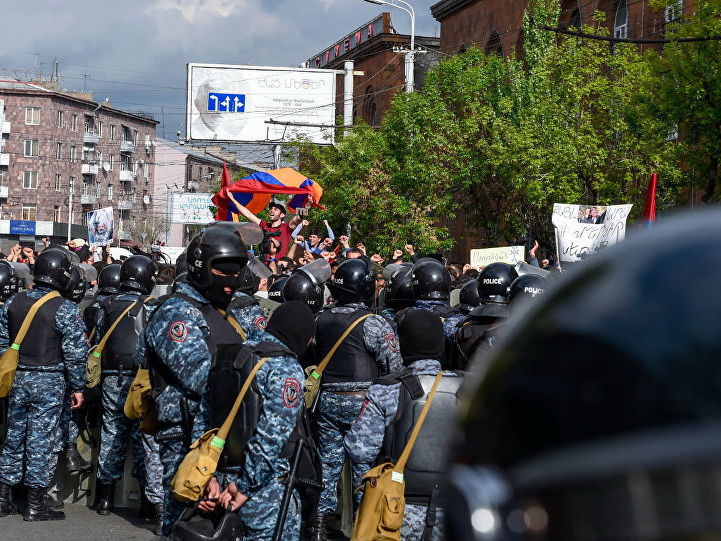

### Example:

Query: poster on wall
xmin=552 ymin=203 xmax=633 ymax=263
xmin=87 ymin=207 xmax=114 ymax=246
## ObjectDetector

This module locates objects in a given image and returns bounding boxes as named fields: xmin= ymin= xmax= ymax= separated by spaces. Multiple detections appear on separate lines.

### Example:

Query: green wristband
xmin=211 ymin=436 xmax=225 ymax=449
xmin=10 ymin=344 xmax=19 ymax=351
xmin=311 ymin=370 xmax=320 ymax=380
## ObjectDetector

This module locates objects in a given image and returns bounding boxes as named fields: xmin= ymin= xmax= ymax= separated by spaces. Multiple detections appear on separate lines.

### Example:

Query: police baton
xmin=272 ymin=438 xmax=324 ymax=541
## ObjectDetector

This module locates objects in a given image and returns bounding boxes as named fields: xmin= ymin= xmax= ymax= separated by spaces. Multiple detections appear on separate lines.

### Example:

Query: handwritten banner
xmin=552 ymin=203 xmax=632 ymax=262
xmin=470 ymin=246 xmax=525 ymax=268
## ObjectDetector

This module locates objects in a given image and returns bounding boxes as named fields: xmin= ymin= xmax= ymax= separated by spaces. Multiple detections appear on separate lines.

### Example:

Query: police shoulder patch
xmin=282 ymin=378 xmax=301 ymax=408
xmin=169 ymin=321 xmax=188 ymax=342
xmin=385 ymin=332 xmax=398 ymax=352
xmin=254 ymin=315 xmax=268 ymax=330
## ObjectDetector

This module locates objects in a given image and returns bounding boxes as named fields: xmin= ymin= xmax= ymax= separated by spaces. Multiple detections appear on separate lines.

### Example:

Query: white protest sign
xmin=470 ymin=246 xmax=525 ymax=268
xmin=552 ymin=203 xmax=633 ymax=262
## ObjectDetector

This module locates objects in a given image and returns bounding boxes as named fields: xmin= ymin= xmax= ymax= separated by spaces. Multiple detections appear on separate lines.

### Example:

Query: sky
xmin=0 ymin=0 xmax=441 ymax=142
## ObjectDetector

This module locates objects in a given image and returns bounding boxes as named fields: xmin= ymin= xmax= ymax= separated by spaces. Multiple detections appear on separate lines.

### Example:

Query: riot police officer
xmin=84 ymin=263 xmax=121 ymax=337
xmin=282 ymin=258 xmax=331 ymax=314
xmin=454 ymin=262 xmax=518 ymax=368
xmin=446 ymin=210 xmax=721 ymax=541
xmin=0 ymin=249 xmax=87 ymax=521
xmin=379 ymin=263 xmax=414 ymax=322
xmin=345 ymin=309 xmax=462 ymax=540
xmin=399 ymin=258 xmax=464 ymax=369
xmin=310 ymin=257 xmax=403 ymax=540
xmin=226 ymin=259 xmax=269 ymax=342
xmin=92 ymin=255 xmax=163 ymax=531
xmin=0 ymin=262 xmax=18 ymax=304
xmin=138 ymin=222 xmax=250 ymax=537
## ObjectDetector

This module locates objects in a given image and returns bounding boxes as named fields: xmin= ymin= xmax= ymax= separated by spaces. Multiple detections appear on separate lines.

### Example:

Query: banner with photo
xmin=87 ymin=207 xmax=114 ymax=246
xmin=552 ymin=203 xmax=633 ymax=263
xmin=470 ymin=246 xmax=525 ymax=268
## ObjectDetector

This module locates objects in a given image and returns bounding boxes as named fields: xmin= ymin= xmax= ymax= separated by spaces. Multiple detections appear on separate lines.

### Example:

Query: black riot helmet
xmin=267 ymin=275 xmax=288 ymax=304
xmin=64 ymin=266 xmax=87 ymax=303
xmin=120 ymin=255 xmax=159 ymax=295
xmin=0 ymin=261 xmax=17 ymax=301
xmin=175 ymin=251 xmax=188 ymax=275
xmin=384 ymin=263 xmax=414 ymax=311
xmin=477 ymin=262 xmax=518 ymax=304
xmin=507 ymin=274 xmax=547 ymax=311
xmin=186 ymin=222 xmax=248 ymax=308
xmin=447 ymin=209 xmax=721 ymax=541
xmin=327 ymin=257 xmax=376 ymax=305
xmin=457 ymin=279 xmax=482 ymax=313
xmin=97 ymin=263 xmax=122 ymax=295
xmin=411 ymin=258 xmax=451 ymax=302
xmin=283 ymin=273 xmax=323 ymax=313
xmin=33 ymin=248 xmax=72 ymax=291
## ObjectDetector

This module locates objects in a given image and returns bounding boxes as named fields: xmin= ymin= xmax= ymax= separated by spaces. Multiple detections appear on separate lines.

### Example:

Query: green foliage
xmin=289 ymin=1 xmax=714 ymax=257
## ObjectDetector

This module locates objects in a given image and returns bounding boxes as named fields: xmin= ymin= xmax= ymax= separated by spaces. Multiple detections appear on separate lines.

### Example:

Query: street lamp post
xmin=364 ymin=0 xmax=416 ymax=92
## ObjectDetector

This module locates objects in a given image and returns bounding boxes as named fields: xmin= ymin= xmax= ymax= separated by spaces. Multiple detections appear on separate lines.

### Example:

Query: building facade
xmin=307 ymin=13 xmax=440 ymax=127
xmin=0 ymin=79 xmax=158 ymax=246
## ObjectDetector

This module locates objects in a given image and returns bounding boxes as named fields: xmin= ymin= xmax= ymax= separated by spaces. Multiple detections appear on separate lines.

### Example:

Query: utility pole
xmin=67 ymin=177 xmax=74 ymax=242
xmin=344 ymin=61 xmax=355 ymax=134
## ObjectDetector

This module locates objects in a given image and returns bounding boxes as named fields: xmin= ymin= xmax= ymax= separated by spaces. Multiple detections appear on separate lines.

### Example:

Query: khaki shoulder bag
xmin=0 ymin=291 xmax=61 ymax=397
xmin=304 ymin=313 xmax=372 ymax=410
xmin=171 ymin=356 xmax=269 ymax=503
xmin=87 ymin=297 xmax=151 ymax=388
xmin=351 ymin=371 xmax=444 ymax=541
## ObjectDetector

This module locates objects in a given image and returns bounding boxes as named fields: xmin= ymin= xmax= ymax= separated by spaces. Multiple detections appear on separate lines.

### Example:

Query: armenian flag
xmin=212 ymin=167 xmax=324 ymax=222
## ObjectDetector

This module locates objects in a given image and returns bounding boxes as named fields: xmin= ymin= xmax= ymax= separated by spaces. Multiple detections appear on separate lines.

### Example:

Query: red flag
xmin=642 ymin=173 xmax=658 ymax=224
xmin=212 ymin=162 xmax=232 ymax=221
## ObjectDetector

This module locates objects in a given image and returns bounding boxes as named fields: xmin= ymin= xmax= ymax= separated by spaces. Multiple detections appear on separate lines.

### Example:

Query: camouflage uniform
xmin=47 ymin=387 xmax=81 ymax=478
xmin=228 ymin=291 xmax=268 ymax=342
xmin=344 ymin=359 xmax=450 ymax=541
xmin=314 ymin=302 xmax=403 ymax=514
xmin=137 ymin=282 xmax=246 ymax=536
xmin=0 ymin=286 xmax=87 ymax=489
xmin=223 ymin=333 xmax=304 ymax=541
xmin=95 ymin=291 xmax=163 ymax=504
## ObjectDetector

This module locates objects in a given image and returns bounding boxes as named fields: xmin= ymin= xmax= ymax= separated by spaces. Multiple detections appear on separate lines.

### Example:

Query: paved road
xmin=0 ymin=503 xmax=157 ymax=540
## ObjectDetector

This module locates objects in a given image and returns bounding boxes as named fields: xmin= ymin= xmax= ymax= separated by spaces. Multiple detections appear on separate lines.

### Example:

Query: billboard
xmin=171 ymin=193 xmax=214 ymax=225
xmin=186 ymin=63 xmax=337 ymax=145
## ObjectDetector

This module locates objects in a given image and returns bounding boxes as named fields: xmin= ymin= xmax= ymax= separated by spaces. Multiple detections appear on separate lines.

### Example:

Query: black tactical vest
xmin=397 ymin=304 xmax=463 ymax=370
xmin=147 ymin=292 xmax=243 ymax=401
xmin=378 ymin=371 xmax=463 ymax=503
xmin=8 ymin=291 xmax=65 ymax=368
xmin=101 ymin=295 xmax=150 ymax=371
xmin=83 ymin=294 xmax=108 ymax=336
xmin=209 ymin=340 xmax=291 ymax=468
xmin=315 ymin=308 xmax=377 ymax=384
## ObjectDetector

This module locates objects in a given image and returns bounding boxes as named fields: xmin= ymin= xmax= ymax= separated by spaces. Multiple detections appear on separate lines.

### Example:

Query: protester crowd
xmin=0 ymin=199 xmax=561 ymax=541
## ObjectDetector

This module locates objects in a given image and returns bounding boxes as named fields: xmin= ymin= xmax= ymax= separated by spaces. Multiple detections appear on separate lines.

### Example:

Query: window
xmin=614 ymin=0 xmax=628 ymax=39
xmin=69 ymin=176 xmax=75 ymax=193
xmin=133 ymin=130 xmax=139 ymax=145
xmin=107 ymin=184 xmax=114 ymax=200
xmin=109 ymin=154 xmax=114 ymax=170
xmin=83 ymin=147 xmax=96 ymax=163
xmin=71 ymin=114 xmax=78 ymax=132
xmin=0 ymin=170 xmax=4 ymax=186
xmin=95 ymin=181 xmax=101 ymax=197
xmin=24 ymin=139 xmax=39 ymax=157
xmin=55 ymin=142 xmax=62 ymax=160
xmin=98 ymin=121 xmax=103 ymax=137
xmin=57 ymin=110 xmax=64 ymax=128
xmin=70 ymin=146 xmax=77 ymax=163
xmin=55 ymin=174 xmax=62 ymax=191
xmin=25 ymin=107 xmax=40 ymax=125
xmin=84 ymin=115 xmax=94 ymax=133
xmin=96 ymin=151 xmax=103 ymax=166
xmin=21 ymin=204 xmax=37 ymax=221
xmin=120 ymin=155 xmax=131 ymax=171
xmin=110 ymin=125 xmax=116 ymax=141
xmin=53 ymin=206 xmax=60 ymax=222
xmin=23 ymin=171 xmax=38 ymax=189
xmin=122 ymin=125 xmax=132 ymax=142
xmin=666 ymin=0 xmax=682 ymax=23
xmin=82 ymin=179 xmax=93 ymax=195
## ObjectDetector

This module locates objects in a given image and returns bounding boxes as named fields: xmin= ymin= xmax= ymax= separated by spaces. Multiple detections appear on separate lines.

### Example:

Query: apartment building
xmin=0 ymin=78 xmax=158 ymax=245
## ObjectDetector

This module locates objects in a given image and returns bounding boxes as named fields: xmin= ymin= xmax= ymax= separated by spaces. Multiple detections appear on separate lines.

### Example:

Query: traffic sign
xmin=207 ymin=93 xmax=245 ymax=112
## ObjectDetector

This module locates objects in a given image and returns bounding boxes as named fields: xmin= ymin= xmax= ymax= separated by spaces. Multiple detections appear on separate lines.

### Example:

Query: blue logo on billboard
xmin=9 ymin=220 xmax=36 ymax=235
xmin=207 ymin=93 xmax=245 ymax=112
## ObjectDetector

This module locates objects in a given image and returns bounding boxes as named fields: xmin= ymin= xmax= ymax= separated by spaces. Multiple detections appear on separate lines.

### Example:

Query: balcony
xmin=119 ymin=170 xmax=134 ymax=182
xmin=118 ymin=230 xmax=132 ymax=241
xmin=83 ymin=132 xmax=100 ymax=145
xmin=0 ymin=186 xmax=8 ymax=198
xmin=1 ymin=121 xmax=9 ymax=134
xmin=117 ymin=200 xmax=134 ymax=210
xmin=0 ymin=153 xmax=8 ymax=167
xmin=80 ymin=194 xmax=98 ymax=205
xmin=81 ymin=162 xmax=99 ymax=175
xmin=120 ymin=140 xmax=135 ymax=153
